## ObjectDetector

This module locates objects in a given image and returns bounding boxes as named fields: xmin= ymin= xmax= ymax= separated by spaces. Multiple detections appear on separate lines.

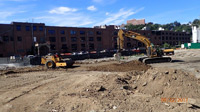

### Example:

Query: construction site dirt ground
xmin=0 ymin=49 xmax=200 ymax=112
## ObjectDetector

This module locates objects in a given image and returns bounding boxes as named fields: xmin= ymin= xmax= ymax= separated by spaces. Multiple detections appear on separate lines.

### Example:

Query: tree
xmin=163 ymin=43 xmax=170 ymax=48
xmin=192 ymin=19 xmax=200 ymax=25
xmin=124 ymin=19 xmax=195 ymax=33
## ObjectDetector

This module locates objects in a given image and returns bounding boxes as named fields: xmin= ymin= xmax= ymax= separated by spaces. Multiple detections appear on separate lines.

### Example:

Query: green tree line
xmin=125 ymin=19 xmax=200 ymax=34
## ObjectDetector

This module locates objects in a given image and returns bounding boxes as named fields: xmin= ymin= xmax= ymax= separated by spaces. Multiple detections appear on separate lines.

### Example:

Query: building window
xmin=16 ymin=25 xmax=21 ymax=31
xmin=80 ymin=31 xmax=85 ymax=35
xmin=50 ymin=44 xmax=56 ymax=50
xmin=81 ymin=44 xmax=86 ymax=51
xmin=49 ymin=37 xmax=56 ymax=42
xmin=80 ymin=37 xmax=85 ymax=42
xmin=40 ymin=37 xmax=45 ymax=43
xmin=61 ymin=44 xmax=68 ymax=50
xmin=39 ymin=26 xmax=43 ymax=31
xmin=138 ymin=42 xmax=142 ymax=47
xmin=3 ymin=36 xmax=9 ymax=42
xmin=81 ymin=44 xmax=85 ymax=48
xmin=96 ymin=31 xmax=102 ymax=35
xmin=127 ymin=43 xmax=131 ymax=48
xmin=162 ymin=36 xmax=165 ymax=40
xmin=89 ymin=37 xmax=94 ymax=41
xmin=97 ymin=37 xmax=101 ymax=41
xmin=70 ymin=30 xmax=76 ymax=35
xmin=127 ymin=38 xmax=131 ymax=41
xmin=173 ymin=41 xmax=176 ymax=45
xmin=48 ymin=30 xmax=55 ymax=34
xmin=61 ymin=37 xmax=66 ymax=42
xmin=17 ymin=49 xmax=25 ymax=53
xmin=114 ymin=43 xmax=117 ymax=49
xmin=88 ymin=31 xmax=93 ymax=35
xmin=17 ymin=36 xmax=22 ymax=41
xmin=26 ymin=26 xmax=30 ymax=31
xmin=166 ymin=36 xmax=168 ymax=40
xmin=114 ymin=37 xmax=117 ymax=41
xmin=113 ymin=31 xmax=117 ymax=35
xmin=71 ymin=44 xmax=77 ymax=51
xmin=89 ymin=43 xmax=94 ymax=50
xmin=60 ymin=30 xmax=65 ymax=34
xmin=33 ymin=26 xmax=37 ymax=31
xmin=71 ymin=37 xmax=77 ymax=42
xmin=10 ymin=36 xmax=14 ymax=41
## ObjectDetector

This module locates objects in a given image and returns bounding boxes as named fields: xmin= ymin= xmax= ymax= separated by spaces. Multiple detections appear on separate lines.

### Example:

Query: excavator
xmin=117 ymin=29 xmax=173 ymax=64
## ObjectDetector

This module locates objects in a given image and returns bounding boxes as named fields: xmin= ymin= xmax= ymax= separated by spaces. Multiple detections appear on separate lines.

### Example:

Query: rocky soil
xmin=0 ymin=49 xmax=200 ymax=112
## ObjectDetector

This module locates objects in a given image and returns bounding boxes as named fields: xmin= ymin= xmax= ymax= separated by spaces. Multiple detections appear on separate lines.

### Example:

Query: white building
xmin=158 ymin=27 xmax=164 ymax=31
xmin=192 ymin=26 xmax=200 ymax=43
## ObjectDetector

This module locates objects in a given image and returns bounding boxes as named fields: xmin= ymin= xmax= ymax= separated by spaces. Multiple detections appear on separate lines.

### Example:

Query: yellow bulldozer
xmin=41 ymin=54 xmax=74 ymax=68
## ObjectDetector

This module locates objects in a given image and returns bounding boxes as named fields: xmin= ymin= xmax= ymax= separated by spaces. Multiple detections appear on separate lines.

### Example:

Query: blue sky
xmin=0 ymin=0 xmax=199 ymax=27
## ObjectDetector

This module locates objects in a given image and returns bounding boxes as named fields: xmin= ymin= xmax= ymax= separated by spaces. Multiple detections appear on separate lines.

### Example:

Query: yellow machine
xmin=117 ymin=29 xmax=173 ymax=64
xmin=163 ymin=49 xmax=174 ymax=55
xmin=41 ymin=54 xmax=74 ymax=68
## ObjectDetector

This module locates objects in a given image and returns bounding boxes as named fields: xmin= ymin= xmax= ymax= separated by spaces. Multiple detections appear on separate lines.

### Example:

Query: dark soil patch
xmin=88 ymin=61 xmax=151 ymax=72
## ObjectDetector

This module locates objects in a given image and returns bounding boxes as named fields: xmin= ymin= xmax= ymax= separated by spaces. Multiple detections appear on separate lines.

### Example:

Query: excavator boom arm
xmin=118 ymin=29 xmax=153 ymax=57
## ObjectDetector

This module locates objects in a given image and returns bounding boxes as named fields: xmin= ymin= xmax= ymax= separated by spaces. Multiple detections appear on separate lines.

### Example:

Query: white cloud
xmin=87 ymin=5 xmax=97 ymax=11
xmin=49 ymin=7 xmax=77 ymax=14
xmin=0 ymin=10 xmax=27 ymax=19
xmin=0 ymin=11 xmax=14 ymax=19
xmin=105 ymin=12 xmax=109 ymax=15
xmin=35 ymin=12 xmax=94 ymax=27
xmin=95 ymin=8 xmax=144 ymax=25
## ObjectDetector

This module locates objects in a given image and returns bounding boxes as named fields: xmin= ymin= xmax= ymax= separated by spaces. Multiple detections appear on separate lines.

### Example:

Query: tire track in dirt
xmin=1 ymin=74 xmax=57 ymax=91
xmin=2 ymin=76 xmax=58 ymax=104
xmin=1 ymin=71 xmax=94 ymax=110
xmin=35 ymin=71 xmax=100 ymax=112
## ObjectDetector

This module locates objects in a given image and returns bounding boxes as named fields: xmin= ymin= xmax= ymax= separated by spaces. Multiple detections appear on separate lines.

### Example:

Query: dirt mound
xmin=80 ymin=68 xmax=200 ymax=112
xmin=88 ymin=61 xmax=151 ymax=72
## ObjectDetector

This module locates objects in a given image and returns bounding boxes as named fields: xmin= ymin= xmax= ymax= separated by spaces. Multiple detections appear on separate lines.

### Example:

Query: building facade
xmin=127 ymin=19 xmax=145 ymax=25
xmin=0 ymin=22 xmax=191 ymax=57
xmin=192 ymin=26 xmax=200 ymax=43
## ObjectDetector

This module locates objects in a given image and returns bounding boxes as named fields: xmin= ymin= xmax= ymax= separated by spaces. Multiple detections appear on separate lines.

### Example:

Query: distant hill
xmin=125 ymin=19 xmax=200 ymax=34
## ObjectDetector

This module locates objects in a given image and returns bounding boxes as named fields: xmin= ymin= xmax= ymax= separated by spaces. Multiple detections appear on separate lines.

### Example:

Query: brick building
xmin=0 ymin=22 xmax=191 ymax=57
xmin=127 ymin=19 xmax=145 ymax=25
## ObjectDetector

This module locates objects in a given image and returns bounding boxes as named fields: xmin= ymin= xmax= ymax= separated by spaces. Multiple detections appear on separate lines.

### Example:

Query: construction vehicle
xmin=41 ymin=53 xmax=74 ymax=68
xmin=117 ymin=29 xmax=173 ymax=64
xmin=163 ymin=49 xmax=174 ymax=55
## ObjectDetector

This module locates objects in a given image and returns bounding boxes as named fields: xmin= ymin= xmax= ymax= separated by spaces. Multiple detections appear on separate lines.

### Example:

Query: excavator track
xmin=139 ymin=57 xmax=172 ymax=64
